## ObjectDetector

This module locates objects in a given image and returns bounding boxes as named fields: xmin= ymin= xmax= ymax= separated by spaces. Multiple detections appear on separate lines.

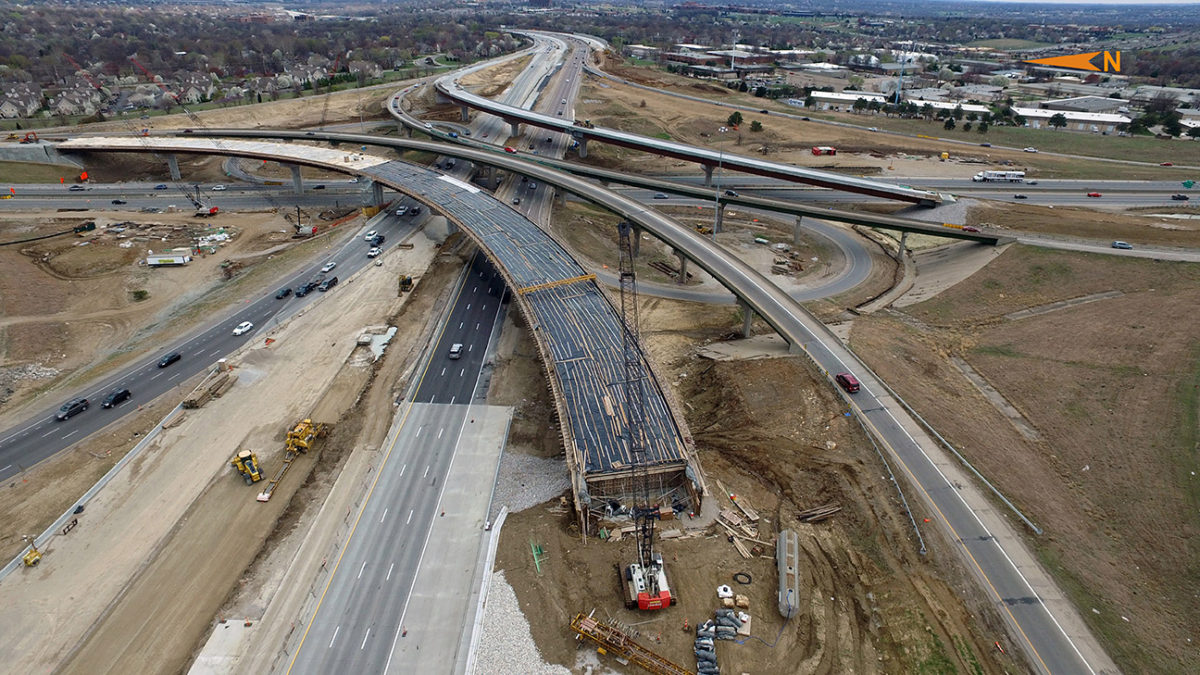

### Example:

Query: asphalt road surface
xmin=286 ymin=253 xmax=507 ymax=674
xmin=0 ymin=207 xmax=424 ymax=483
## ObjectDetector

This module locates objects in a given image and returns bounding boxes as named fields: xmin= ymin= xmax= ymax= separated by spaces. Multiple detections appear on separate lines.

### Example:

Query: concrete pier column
xmin=793 ymin=216 xmax=804 ymax=247
xmin=509 ymin=120 xmax=521 ymax=138
xmin=702 ymin=164 xmax=714 ymax=186
xmin=371 ymin=182 xmax=384 ymax=205
xmin=166 ymin=154 xmax=181 ymax=181
xmin=289 ymin=165 xmax=303 ymax=195
xmin=739 ymin=298 xmax=754 ymax=337
xmin=460 ymin=105 xmax=470 ymax=122
xmin=577 ymin=138 xmax=589 ymax=159
xmin=899 ymin=231 xmax=910 ymax=255
xmin=486 ymin=165 xmax=495 ymax=188
xmin=674 ymin=249 xmax=688 ymax=284
xmin=714 ymin=205 xmax=725 ymax=233
xmin=631 ymin=224 xmax=642 ymax=258
xmin=553 ymin=189 xmax=565 ymax=207
xmin=400 ymin=121 xmax=411 ymax=137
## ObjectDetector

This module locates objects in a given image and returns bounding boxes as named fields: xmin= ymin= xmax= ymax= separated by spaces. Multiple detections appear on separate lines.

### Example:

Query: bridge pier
xmin=739 ymin=298 xmax=754 ymax=337
xmin=166 ymin=154 xmax=181 ymax=181
xmin=371 ymin=181 xmax=384 ymax=205
xmin=509 ymin=120 xmax=521 ymax=138
xmin=400 ymin=122 xmax=412 ymax=137
xmin=673 ymin=248 xmax=688 ymax=284
xmin=793 ymin=216 xmax=804 ymax=247
xmin=554 ymin=188 xmax=565 ymax=207
xmin=289 ymin=165 xmax=303 ymax=195
xmin=631 ymin=224 xmax=642 ymax=257
xmin=702 ymin=164 xmax=714 ymax=186
xmin=899 ymin=231 xmax=910 ymax=255
xmin=714 ymin=205 xmax=724 ymax=233
xmin=577 ymin=138 xmax=588 ymax=159
xmin=460 ymin=105 xmax=470 ymax=122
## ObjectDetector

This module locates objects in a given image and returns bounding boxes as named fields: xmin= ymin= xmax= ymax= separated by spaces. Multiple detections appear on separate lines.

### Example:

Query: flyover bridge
xmin=57 ymin=136 xmax=698 ymax=529
xmin=431 ymin=69 xmax=943 ymax=206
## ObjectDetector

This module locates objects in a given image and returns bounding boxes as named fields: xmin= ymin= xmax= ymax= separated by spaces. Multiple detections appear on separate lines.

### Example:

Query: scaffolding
xmin=570 ymin=613 xmax=694 ymax=675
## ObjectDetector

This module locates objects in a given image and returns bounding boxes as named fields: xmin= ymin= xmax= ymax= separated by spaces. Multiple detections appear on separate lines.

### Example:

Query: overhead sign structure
xmin=1024 ymin=51 xmax=1120 ymax=73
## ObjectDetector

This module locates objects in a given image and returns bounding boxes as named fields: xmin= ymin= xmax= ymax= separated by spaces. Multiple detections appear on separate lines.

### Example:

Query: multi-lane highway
xmin=0 ymin=205 xmax=425 ymax=483
xmin=287 ymin=253 xmax=508 ymax=674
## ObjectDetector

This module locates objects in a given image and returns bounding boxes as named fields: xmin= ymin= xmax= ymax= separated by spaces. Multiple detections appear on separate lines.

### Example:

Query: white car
xmin=367 ymin=247 xmax=382 ymax=258
xmin=211 ymin=184 xmax=227 ymax=191
xmin=232 ymin=321 xmax=254 ymax=336
xmin=1023 ymin=147 xmax=1038 ymax=153
xmin=395 ymin=206 xmax=408 ymax=216
xmin=320 ymin=261 xmax=337 ymax=273
xmin=363 ymin=230 xmax=378 ymax=241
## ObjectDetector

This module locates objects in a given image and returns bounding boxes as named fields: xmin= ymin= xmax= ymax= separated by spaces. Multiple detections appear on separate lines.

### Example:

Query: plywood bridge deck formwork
xmin=57 ymin=137 xmax=701 ymax=529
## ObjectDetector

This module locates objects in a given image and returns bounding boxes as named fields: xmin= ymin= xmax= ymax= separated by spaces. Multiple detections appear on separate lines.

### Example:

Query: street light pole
xmin=712 ymin=150 xmax=722 ymax=240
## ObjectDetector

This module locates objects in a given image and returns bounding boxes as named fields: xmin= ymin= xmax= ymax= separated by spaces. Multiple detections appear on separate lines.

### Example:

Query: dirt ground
xmin=0 ymin=205 xmax=352 ymax=428
xmin=849 ymin=245 xmax=1200 ymax=674
xmin=0 ymin=227 xmax=442 ymax=674
xmin=496 ymin=298 xmax=1020 ymax=675
xmin=968 ymin=201 xmax=1200 ymax=248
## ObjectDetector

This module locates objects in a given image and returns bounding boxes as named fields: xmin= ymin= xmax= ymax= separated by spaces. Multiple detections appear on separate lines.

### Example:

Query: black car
xmin=410 ymin=205 xmax=421 ymax=215
xmin=157 ymin=352 xmax=181 ymax=368
xmin=69 ymin=185 xmax=86 ymax=191
xmin=318 ymin=276 xmax=339 ymax=291
xmin=275 ymin=287 xmax=292 ymax=299
xmin=313 ymin=184 xmax=326 ymax=190
xmin=102 ymin=388 xmax=131 ymax=408
xmin=295 ymin=280 xmax=320 ymax=297
xmin=56 ymin=397 xmax=89 ymax=421
xmin=724 ymin=189 xmax=739 ymax=197
xmin=1171 ymin=194 xmax=1190 ymax=201
xmin=111 ymin=199 xmax=127 ymax=205
xmin=371 ymin=234 xmax=385 ymax=246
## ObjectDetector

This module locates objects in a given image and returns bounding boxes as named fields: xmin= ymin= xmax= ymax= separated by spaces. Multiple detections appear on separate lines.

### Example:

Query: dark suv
xmin=56 ymin=397 xmax=89 ymax=421
xmin=318 ymin=276 xmax=339 ymax=292
xmin=295 ymin=279 xmax=321 ymax=297
xmin=102 ymin=388 xmax=131 ymax=408
xmin=157 ymin=352 xmax=182 ymax=368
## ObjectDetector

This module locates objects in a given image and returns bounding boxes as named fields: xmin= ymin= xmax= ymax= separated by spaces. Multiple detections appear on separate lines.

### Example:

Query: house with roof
xmin=0 ymin=82 xmax=43 ymax=118
xmin=347 ymin=60 xmax=382 ymax=79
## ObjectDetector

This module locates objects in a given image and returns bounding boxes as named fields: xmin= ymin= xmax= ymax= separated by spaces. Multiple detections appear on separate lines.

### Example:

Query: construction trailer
xmin=146 ymin=253 xmax=192 ymax=267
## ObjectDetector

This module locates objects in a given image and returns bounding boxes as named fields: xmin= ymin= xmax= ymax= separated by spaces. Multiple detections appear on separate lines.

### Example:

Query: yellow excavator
xmin=230 ymin=449 xmax=263 ymax=484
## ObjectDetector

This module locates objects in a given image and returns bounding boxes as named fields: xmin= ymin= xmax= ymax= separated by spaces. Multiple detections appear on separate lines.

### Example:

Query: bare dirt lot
xmin=969 ymin=201 xmax=1200 ymax=248
xmin=850 ymin=245 xmax=1199 ymax=674
xmin=496 ymin=298 xmax=1020 ymax=675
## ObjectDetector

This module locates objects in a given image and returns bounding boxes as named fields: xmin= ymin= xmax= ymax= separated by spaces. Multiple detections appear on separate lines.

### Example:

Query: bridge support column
xmin=371 ymin=182 xmax=384 ymax=205
xmin=554 ymin=188 xmax=565 ymax=207
xmin=674 ymin=248 xmax=688 ymax=284
xmin=577 ymin=138 xmax=588 ymax=159
xmin=899 ymin=231 xmax=909 ymax=256
xmin=486 ymin=165 xmax=496 ymax=188
xmin=460 ymin=105 xmax=470 ymax=122
xmin=739 ymin=298 xmax=754 ymax=337
xmin=714 ymin=205 xmax=724 ymax=234
xmin=631 ymin=224 xmax=642 ymax=257
xmin=289 ymin=165 xmax=303 ymax=195
xmin=400 ymin=122 xmax=412 ymax=137
xmin=793 ymin=216 xmax=804 ymax=247
xmin=702 ymin=164 xmax=714 ymax=186
xmin=509 ymin=120 xmax=521 ymax=138
xmin=166 ymin=154 xmax=181 ymax=181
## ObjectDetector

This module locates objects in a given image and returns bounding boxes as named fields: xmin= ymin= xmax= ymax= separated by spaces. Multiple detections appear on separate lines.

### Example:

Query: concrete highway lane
xmin=287 ymin=253 xmax=507 ymax=674
xmin=0 ymin=209 xmax=421 ymax=483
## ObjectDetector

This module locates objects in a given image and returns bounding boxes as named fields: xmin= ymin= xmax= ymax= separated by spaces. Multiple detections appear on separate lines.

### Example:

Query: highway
xmin=434 ymin=46 xmax=943 ymax=206
xmin=0 ymin=206 xmax=424 ymax=483
xmin=57 ymin=132 xmax=1118 ymax=673
xmin=287 ymin=253 xmax=508 ymax=674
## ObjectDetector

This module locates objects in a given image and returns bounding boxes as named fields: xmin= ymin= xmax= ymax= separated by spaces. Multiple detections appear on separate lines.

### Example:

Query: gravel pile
xmin=489 ymin=451 xmax=570 ymax=519
xmin=473 ymin=571 xmax=570 ymax=675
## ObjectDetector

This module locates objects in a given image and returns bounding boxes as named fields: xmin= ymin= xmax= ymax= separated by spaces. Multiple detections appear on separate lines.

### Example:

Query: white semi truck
xmin=972 ymin=170 xmax=1025 ymax=182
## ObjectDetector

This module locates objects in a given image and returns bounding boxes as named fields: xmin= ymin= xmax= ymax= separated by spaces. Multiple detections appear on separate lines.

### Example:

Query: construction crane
xmin=317 ymin=53 xmax=346 ymax=130
xmin=616 ymin=220 xmax=673 ymax=611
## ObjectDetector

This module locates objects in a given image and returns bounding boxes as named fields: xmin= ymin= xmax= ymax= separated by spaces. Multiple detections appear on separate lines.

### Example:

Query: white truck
xmin=972 ymin=170 xmax=1025 ymax=182
xmin=146 ymin=254 xmax=191 ymax=267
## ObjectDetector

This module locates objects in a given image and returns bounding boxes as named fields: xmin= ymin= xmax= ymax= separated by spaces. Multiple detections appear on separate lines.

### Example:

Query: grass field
xmin=0 ymin=161 xmax=81 ymax=184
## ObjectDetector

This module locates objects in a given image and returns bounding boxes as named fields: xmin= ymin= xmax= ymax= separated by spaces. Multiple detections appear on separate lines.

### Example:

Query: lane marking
xmin=450 ymin=396 xmax=455 ymax=405
xmin=458 ymin=321 xmax=463 ymax=329
xmin=423 ymin=464 xmax=431 ymax=478
xmin=150 ymin=373 xmax=162 ymax=380
xmin=415 ymin=427 xmax=422 ymax=438
xmin=386 ymin=563 xmax=394 ymax=581
xmin=169 ymin=373 xmax=181 ymax=381
xmin=41 ymin=429 xmax=56 ymax=438
xmin=440 ymin=368 xmax=446 ymax=377
xmin=62 ymin=430 xmax=78 ymax=439
xmin=406 ymin=509 xmax=414 ymax=524
xmin=399 ymin=464 xmax=406 ymax=477
xmin=358 ymin=561 xmax=367 ymax=579
xmin=361 ymin=628 xmax=371 ymax=650
xmin=0 ymin=464 xmax=11 ymax=473
xmin=380 ymin=508 xmax=388 ymax=523
xmin=329 ymin=626 xmax=340 ymax=649
xmin=460 ymin=368 xmax=465 ymax=377
xmin=437 ymin=428 xmax=444 ymax=440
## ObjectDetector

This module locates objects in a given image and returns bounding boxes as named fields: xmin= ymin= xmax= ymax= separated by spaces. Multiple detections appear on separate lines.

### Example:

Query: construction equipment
xmin=616 ymin=220 xmax=673 ymax=611
xmin=256 ymin=419 xmax=328 ymax=502
xmin=399 ymin=275 xmax=414 ymax=292
xmin=22 ymin=537 xmax=42 ymax=567
xmin=19 ymin=131 xmax=38 ymax=144
xmin=570 ymin=613 xmax=692 ymax=675
xmin=230 ymin=450 xmax=263 ymax=484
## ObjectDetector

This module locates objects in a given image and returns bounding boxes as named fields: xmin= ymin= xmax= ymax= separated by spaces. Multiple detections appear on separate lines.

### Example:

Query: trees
xmin=952 ymin=104 xmax=964 ymax=120
xmin=978 ymin=121 xmax=989 ymax=134
xmin=852 ymin=97 xmax=867 ymax=113
xmin=1049 ymin=113 xmax=1068 ymax=130
xmin=750 ymin=120 xmax=763 ymax=132
xmin=727 ymin=111 xmax=743 ymax=127
xmin=962 ymin=122 xmax=973 ymax=132
xmin=943 ymin=117 xmax=956 ymax=130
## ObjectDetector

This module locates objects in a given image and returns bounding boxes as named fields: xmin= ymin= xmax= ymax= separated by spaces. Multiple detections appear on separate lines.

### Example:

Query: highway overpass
xmin=57 ymin=135 xmax=1115 ymax=674
xmin=431 ymin=64 xmax=944 ymax=206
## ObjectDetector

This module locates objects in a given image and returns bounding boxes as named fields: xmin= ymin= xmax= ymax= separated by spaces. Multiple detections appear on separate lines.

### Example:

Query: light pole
xmin=712 ymin=150 xmax=723 ymax=240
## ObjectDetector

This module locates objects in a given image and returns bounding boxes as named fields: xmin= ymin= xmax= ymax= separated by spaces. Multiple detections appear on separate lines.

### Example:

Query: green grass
xmin=651 ymin=132 xmax=671 ymax=140
xmin=953 ymin=635 xmax=985 ymax=675
xmin=916 ymin=632 xmax=958 ymax=675
xmin=0 ymin=161 xmax=81 ymax=183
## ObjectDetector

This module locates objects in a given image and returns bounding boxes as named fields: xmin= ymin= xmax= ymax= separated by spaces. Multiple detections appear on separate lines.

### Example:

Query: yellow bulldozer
xmin=286 ymin=419 xmax=327 ymax=453
xmin=231 ymin=450 xmax=263 ymax=484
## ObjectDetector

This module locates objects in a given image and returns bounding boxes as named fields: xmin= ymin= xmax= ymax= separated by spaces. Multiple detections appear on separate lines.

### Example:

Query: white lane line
xmin=169 ymin=373 xmax=181 ymax=381
xmin=458 ymin=321 xmax=464 ymax=329
xmin=358 ymin=561 xmax=367 ymax=579
xmin=406 ymin=509 xmax=414 ymax=524
xmin=361 ymin=628 xmax=371 ymax=650
xmin=415 ymin=426 xmax=422 ymax=438
xmin=482 ymin=305 xmax=487 ymax=312
xmin=386 ymin=563 xmax=394 ymax=581
xmin=62 ymin=430 xmax=78 ymax=439
xmin=193 ymin=350 xmax=206 ymax=357
xmin=380 ymin=508 xmax=388 ymax=523
xmin=475 ymin=322 xmax=480 ymax=330
xmin=150 ymin=373 xmax=162 ymax=380
xmin=450 ymin=396 xmax=456 ymax=405
xmin=472 ymin=285 xmax=477 ymax=292
xmin=440 ymin=368 xmax=446 ymax=377
xmin=466 ymin=303 xmax=471 ymax=310
xmin=437 ymin=428 xmax=444 ymax=439
xmin=0 ymin=464 xmax=11 ymax=473
xmin=423 ymin=465 xmax=430 ymax=478
xmin=209 ymin=349 xmax=222 ymax=356
xmin=460 ymin=368 xmax=465 ymax=377
xmin=41 ymin=429 xmax=56 ymax=438
xmin=329 ymin=625 xmax=340 ymax=649
xmin=399 ymin=464 xmax=406 ymax=477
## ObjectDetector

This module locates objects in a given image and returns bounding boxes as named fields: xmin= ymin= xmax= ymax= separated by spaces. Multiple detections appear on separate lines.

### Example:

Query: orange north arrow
xmin=1024 ymin=51 xmax=1103 ymax=72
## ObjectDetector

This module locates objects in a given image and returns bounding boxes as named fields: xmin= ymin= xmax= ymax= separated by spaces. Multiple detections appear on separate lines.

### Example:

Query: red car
xmin=504 ymin=146 xmax=516 ymax=153
xmin=961 ymin=225 xmax=980 ymax=233
xmin=1087 ymin=192 xmax=1102 ymax=198
xmin=1160 ymin=162 xmax=1173 ymax=166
